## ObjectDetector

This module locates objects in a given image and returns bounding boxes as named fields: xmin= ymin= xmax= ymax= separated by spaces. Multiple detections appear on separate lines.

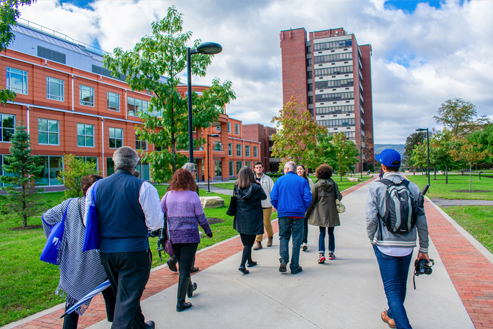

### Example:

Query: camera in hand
xmin=414 ymin=258 xmax=434 ymax=276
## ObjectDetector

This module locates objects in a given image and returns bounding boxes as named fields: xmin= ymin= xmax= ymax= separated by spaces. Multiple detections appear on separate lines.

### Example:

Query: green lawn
xmin=406 ymin=174 xmax=493 ymax=200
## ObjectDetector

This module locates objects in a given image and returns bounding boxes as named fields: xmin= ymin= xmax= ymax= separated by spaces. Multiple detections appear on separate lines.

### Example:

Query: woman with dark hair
xmin=161 ymin=169 xmax=212 ymax=312
xmin=42 ymin=174 xmax=115 ymax=329
xmin=233 ymin=166 xmax=267 ymax=274
xmin=297 ymin=164 xmax=314 ymax=251
xmin=305 ymin=164 xmax=342 ymax=264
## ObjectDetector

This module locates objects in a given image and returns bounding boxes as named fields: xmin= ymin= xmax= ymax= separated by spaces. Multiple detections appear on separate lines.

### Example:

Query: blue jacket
xmin=270 ymin=171 xmax=312 ymax=218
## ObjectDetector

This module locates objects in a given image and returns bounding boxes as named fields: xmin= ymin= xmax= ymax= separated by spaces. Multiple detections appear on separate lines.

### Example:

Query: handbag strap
xmin=164 ymin=192 xmax=172 ymax=243
xmin=61 ymin=199 xmax=73 ymax=223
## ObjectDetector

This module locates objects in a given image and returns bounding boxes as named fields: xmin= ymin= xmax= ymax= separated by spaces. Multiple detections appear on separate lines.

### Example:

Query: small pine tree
xmin=0 ymin=124 xmax=44 ymax=227
xmin=57 ymin=154 xmax=100 ymax=199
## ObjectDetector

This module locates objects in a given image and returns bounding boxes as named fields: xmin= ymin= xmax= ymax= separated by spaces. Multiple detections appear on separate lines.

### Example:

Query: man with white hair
xmin=85 ymin=146 xmax=163 ymax=329
xmin=270 ymin=161 xmax=312 ymax=274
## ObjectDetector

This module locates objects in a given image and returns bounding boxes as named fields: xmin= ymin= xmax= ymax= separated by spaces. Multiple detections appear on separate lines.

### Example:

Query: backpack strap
xmin=378 ymin=178 xmax=393 ymax=186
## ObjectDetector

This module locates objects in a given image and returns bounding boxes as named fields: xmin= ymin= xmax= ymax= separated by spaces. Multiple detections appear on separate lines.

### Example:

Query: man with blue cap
xmin=366 ymin=149 xmax=430 ymax=329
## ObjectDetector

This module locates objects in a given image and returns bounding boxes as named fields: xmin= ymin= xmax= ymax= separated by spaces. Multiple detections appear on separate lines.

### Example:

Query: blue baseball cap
xmin=375 ymin=149 xmax=401 ymax=167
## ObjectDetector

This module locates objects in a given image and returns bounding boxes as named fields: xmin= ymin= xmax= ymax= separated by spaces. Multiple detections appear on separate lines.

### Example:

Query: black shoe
xmin=238 ymin=265 xmax=250 ymax=274
xmin=279 ymin=259 xmax=287 ymax=273
xmin=146 ymin=321 xmax=155 ymax=329
xmin=167 ymin=257 xmax=177 ymax=272
xmin=291 ymin=266 xmax=303 ymax=274
xmin=187 ymin=282 xmax=197 ymax=298
xmin=247 ymin=261 xmax=257 ymax=267
xmin=176 ymin=276 xmax=193 ymax=312
xmin=191 ymin=266 xmax=199 ymax=273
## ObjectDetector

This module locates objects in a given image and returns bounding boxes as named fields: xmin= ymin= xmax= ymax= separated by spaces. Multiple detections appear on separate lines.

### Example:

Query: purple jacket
xmin=161 ymin=190 xmax=212 ymax=244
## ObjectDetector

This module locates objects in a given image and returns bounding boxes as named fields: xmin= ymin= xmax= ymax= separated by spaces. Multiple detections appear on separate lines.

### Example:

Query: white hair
xmin=284 ymin=161 xmax=297 ymax=172
xmin=113 ymin=146 xmax=140 ymax=171
xmin=182 ymin=162 xmax=196 ymax=173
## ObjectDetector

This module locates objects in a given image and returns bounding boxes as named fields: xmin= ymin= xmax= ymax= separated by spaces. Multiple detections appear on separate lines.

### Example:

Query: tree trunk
xmin=469 ymin=164 xmax=472 ymax=192
xmin=433 ymin=167 xmax=436 ymax=180
xmin=445 ymin=164 xmax=448 ymax=184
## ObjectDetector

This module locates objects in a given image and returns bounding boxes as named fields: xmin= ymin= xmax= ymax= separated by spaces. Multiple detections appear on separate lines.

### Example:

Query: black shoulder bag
xmin=226 ymin=186 xmax=238 ymax=216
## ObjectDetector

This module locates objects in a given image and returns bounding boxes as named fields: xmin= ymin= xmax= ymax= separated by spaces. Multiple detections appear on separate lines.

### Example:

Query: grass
xmin=406 ymin=174 xmax=493 ymax=200
xmin=442 ymin=206 xmax=493 ymax=254
xmin=0 ymin=187 xmax=240 ymax=326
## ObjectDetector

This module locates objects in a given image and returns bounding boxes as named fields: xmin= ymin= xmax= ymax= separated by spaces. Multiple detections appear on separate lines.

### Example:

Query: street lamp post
xmin=360 ymin=145 xmax=367 ymax=178
xmin=207 ymin=134 xmax=220 ymax=193
xmin=187 ymin=42 xmax=223 ymax=164
xmin=416 ymin=128 xmax=430 ymax=186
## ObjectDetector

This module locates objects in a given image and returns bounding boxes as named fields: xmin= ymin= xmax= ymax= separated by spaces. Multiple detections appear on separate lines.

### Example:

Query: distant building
xmin=0 ymin=19 xmax=259 ymax=188
xmin=242 ymin=124 xmax=279 ymax=172
xmin=280 ymin=27 xmax=374 ymax=171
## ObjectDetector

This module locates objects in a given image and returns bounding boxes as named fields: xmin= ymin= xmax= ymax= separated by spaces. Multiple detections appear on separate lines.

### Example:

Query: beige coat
xmin=306 ymin=178 xmax=342 ymax=227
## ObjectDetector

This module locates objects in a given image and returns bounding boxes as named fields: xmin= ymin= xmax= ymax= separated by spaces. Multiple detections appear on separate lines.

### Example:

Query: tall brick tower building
xmin=280 ymin=27 xmax=374 ymax=171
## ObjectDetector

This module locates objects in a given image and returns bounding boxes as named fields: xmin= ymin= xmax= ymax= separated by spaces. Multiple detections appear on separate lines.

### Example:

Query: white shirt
xmin=84 ymin=181 xmax=164 ymax=231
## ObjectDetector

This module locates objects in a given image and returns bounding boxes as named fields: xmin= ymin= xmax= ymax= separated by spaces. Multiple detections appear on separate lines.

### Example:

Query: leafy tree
xmin=404 ymin=132 xmax=427 ymax=168
xmin=409 ymin=142 xmax=427 ymax=172
xmin=434 ymin=98 xmax=490 ymax=136
xmin=0 ymin=124 xmax=44 ymax=227
xmin=0 ymin=0 xmax=35 ymax=104
xmin=430 ymin=128 xmax=455 ymax=183
xmin=317 ymin=133 xmax=337 ymax=170
xmin=103 ymin=6 xmax=235 ymax=182
xmin=271 ymin=96 xmax=327 ymax=170
xmin=449 ymin=137 xmax=491 ymax=191
xmin=467 ymin=123 xmax=493 ymax=164
xmin=332 ymin=132 xmax=359 ymax=182
xmin=57 ymin=154 xmax=100 ymax=199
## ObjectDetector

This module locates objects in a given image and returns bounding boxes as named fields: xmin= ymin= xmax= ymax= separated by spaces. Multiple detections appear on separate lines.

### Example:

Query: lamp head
xmin=197 ymin=42 xmax=223 ymax=55
xmin=209 ymin=134 xmax=220 ymax=137
xmin=416 ymin=128 xmax=427 ymax=132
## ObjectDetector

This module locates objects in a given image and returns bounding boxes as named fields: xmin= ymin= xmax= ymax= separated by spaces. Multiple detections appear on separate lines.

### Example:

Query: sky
xmin=18 ymin=0 xmax=493 ymax=144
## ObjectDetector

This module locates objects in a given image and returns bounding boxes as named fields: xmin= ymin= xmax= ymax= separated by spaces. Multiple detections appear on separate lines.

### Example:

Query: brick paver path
xmin=9 ymin=177 xmax=493 ymax=328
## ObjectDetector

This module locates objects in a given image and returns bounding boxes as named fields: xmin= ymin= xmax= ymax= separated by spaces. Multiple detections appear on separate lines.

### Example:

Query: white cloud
xmin=19 ymin=0 xmax=493 ymax=144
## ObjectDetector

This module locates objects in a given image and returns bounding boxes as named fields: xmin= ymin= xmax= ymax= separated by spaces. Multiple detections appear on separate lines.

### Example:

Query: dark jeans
xmin=101 ymin=249 xmax=152 ymax=329
xmin=373 ymin=245 xmax=413 ymax=329
xmin=173 ymin=243 xmax=198 ymax=277
xmin=319 ymin=226 xmax=335 ymax=253
xmin=240 ymin=233 xmax=256 ymax=267
xmin=279 ymin=217 xmax=304 ymax=271
xmin=302 ymin=217 xmax=308 ymax=244
xmin=62 ymin=287 xmax=116 ymax=329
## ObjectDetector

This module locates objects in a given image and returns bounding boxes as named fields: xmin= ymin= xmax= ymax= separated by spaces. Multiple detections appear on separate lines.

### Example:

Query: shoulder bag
xmin=40 ymin=199 xmax=73 ymax=265
xmin=158 ymin=193 xmax=174 ymax=258
xmin=82 ymin=180 xmax=101 ymax=252
xmin=226 ymin=186 xmax=238 ymax=216
xmin=333 ymin=182 xmax=346 ymax=214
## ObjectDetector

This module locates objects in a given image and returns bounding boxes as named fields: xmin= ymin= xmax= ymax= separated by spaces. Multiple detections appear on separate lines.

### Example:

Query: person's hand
xmin=417 ymin=251 xmax=430 ymax=262
xmin=206 ymin=232 xmax=213 ymax=239
xmin=272 ymin=208 xmax=277 ymax=213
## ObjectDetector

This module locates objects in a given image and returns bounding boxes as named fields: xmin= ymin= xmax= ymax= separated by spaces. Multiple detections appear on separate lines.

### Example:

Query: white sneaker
xmin=302 ymin=243 xmax=308 ymax=251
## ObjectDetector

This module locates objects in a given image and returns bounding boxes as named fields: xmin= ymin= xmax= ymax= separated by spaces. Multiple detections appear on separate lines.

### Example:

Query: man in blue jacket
xmin=271 ymin=161 xmax=312 ymax=274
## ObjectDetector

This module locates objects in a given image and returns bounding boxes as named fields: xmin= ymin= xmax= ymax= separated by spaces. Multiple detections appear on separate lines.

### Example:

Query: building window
xmin=306 ymin=46 xmax=311 ymax=54
xmin=216 ymin=125 xmax=221 ymax=132
xmin=0 ymin=114 xmax=15 ymax=142
xmin=307 ymin=58 xmax=312 ymax=66
xmin=107 ymin=157 xmax=115 ymax=176
xmin=236 ymin=144 xmax=241 ymax=156
xmin=46 ymin=77 xmax=64 ymax=101
xmin=307 ymin=83 xmax=313 ymax=92
xmin=228 ymin=122 xmax=231 ymax=133
xmin=215 ymin=160 xmax=222 ymax=177
xmin=245 ymin=145 xmax=250 ymax=157
xmin=77 ymin=123 xmax=94 ymax=147
xmin=307 ymin=71 xmax=312 ymax=79
xmin=136 ymin=133 xmax=147 ymax=150
xmin=308 ymin=96 xmax=313 ymax=104
xmin=229 ymin=161 xmax=234 ymax=176
xmin=245 ymin=161 xmax=251 ymax=168
xmin=107 ymin=92 xmax=120 ymax=111
xmin=80 ymin=85 xmax=94 ymax=106
xmin=236 ymin=161 xmax=242 ymax=175
xmin=128 ymin=97 xmax=149 ymax=116
xmin=253 ymin=146 xmax=258 ymax=157
xmin=38 ymin=118 xmax=59 ymax=145
xmin=235 ymin=124 xmax=240 ymax=135
xmin=6 ymin=67 xmax=28 ymax=95
xmin=109 ymin=128 xmax=123 ymax=149
xmin=228 ymin=143 xmax=232 ymax=156
xmin=37 ymin=46 xmax=66 ymax=64
xmin=38 ymin=155 xmax=63 ymax=185
xmin=74 ymin=156 xmax=98 ymax=171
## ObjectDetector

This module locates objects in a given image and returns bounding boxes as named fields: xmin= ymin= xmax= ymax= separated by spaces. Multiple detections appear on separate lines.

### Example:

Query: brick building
xmin=280 ymin=27 xmax=374 ymax=171
xmin=242 ymin=124 xmax=279 ymax=173
xmin=0 ymin=20 xmax=259 ymax=188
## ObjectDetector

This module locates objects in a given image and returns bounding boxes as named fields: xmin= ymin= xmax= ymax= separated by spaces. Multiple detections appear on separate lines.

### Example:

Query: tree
xmin=0 ymin=124 xmax=44 ymax=227
xmin=430 ymin=128 xmax=455 ymax=184
xmin=467 ymin=123 xmax=493 ymax=164
xmin=271 ymin=96 xmax=327 ymax=170
xmin=404 ymin=131 xmax=427 ymax=168
xmin=57 ymin=154 xmax=100 ymax=199
xmin=434 ymin=98 xmax=490 ymax=136
xmin=316 ymin=133 xmax=337 ymax=170
xmin=449 ymin=137 xmax=491 ymax=191
xmin=409 ymin=142 xmax=427 ymax=172
xmin=332 ymin=132 xmax=359 ymax=182
xmin=0 ymin=0 xmax=35 ymax=104
xmin=103 ymin=6 xmax=235 ymax=182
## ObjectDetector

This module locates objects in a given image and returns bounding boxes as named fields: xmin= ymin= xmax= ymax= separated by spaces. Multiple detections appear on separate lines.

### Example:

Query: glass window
xmin=77 ymin=123 xmax=94 ymax=147
xmin=36 ymin=155 xmax=63 ymax=185
xmin=46 ymin=77 xmax=64 ymax=101
xmin=107 ymin=92 xmax=120 ymax=111
xmin=80 ymin=85 xmax=94 ymax=106
xmin=128 ymin=97 xmax=149 ymax=116
xmin=0 ymin=114 xmax=15 ymax=142
xmin=215 ymin=160 xmax=222 ymax=177
xmin=107 ymin=157 xmax=115 ymax=176
xmin=236 ymin=161 xmax=242 ymax=175
xmin=229 ymin=161 xmax=234 ymax=176
xmin=245 ymin=161 xmax=251 ymax=168
xmin=235 ymin=124 xmax=240 ymax=135
xmin=253 ymin=146 xmax=258 ymax=157
xmin=216 ymin=125 xmax=221 ymax=132
xmin=38 ymin=118 xmax=59 ymax=145
xmin=135 ymin=133 xmax=147 ymax=150
xmin=6 ymin=67 xmax=28 ymax=94
xmin=109 ymin=128 xmax=123 ymax=149
xmin=236 ymin=144 xmax=241 ymax=156
xmin=228 ymin=122 xmax=231 ymax=133
xmin=245 ymin=145 xmax=250 ymax=157
xmin=75 ymin=156 xmax=99 ymax=171
xmin=38 ymin=156 xmax=49 ymax=185
xmin=228 ymin=143 xmax=232 ymax=156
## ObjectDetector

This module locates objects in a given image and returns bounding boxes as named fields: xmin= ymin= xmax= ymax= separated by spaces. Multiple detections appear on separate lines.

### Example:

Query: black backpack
xmin=378 ymin=179 xmax=418 ymax=235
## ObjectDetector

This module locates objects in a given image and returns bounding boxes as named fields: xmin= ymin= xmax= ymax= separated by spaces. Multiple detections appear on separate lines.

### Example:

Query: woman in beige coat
xmin=305 ymin=164 xmax=342 ymax=264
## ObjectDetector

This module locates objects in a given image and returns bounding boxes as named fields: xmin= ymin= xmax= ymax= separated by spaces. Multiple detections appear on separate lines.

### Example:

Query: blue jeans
xmin=373 ymin=245 xmax=413 ymax=329
xmin=279 ymin=217 xmax=304 ymax=271
xmin=319 ymin=227 xmax=335 ymax=253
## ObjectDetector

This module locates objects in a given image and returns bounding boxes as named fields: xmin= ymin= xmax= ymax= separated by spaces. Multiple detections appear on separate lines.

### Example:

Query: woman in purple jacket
xmin=161 ymin=169 xmax=213 ymax=312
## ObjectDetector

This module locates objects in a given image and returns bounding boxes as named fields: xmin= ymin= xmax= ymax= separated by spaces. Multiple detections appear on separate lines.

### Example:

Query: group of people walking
xmin=42 ymin=146 xmax=429 ymax=329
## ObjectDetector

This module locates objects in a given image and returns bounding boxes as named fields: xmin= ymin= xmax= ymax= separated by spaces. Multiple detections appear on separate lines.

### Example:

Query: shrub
xmin=57 ymin=154 xmax=100 ymax=198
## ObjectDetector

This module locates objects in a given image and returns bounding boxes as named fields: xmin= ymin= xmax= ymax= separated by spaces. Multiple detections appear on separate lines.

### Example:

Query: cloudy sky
xmin=18 ymin=0 xmax=493 ymax=144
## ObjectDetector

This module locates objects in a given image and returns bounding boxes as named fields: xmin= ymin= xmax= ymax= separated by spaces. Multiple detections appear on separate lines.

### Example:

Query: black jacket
xmin=233 ymin=183 xmax=267 ymax=235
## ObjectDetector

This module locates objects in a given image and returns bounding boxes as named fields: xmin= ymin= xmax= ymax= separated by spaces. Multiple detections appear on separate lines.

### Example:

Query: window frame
xmin=253 ymin=146 xmax=258 ymax=158
xmin=0 ymin=114 xmax=15 ymax=143
xmin=107 ymin=91 xmax=120 ymax=111
xmin=46 ymin=77 xmax=64 ymax=101
xmin=79 ymin=85 xmax=95 ymax=107
xmin=38 ymin=118 xmax=59 ymax=146
xmin=236 ymin=144 xmax=241 ymax=156
xmin=77 ymin=123 xmax=95 ymax=148
xmin=235 ymin=123 xmax=240 ymax=135
xmin=245 ymin=145 xmax=250 ymax=157
xmin=6 ymin=67 xmax=28 ymax=95
xmin=135 ymin=133 xmax=147 ymax=151
xmin=109 ymin=127 xmax=124 ymax=149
